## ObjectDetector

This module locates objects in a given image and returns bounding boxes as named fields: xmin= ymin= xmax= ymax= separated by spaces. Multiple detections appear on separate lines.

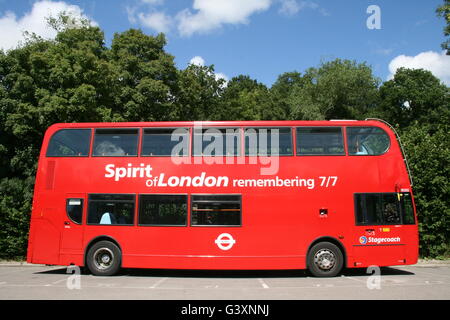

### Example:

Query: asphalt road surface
xmin=0 ymin=262 xmax=449 ymax=300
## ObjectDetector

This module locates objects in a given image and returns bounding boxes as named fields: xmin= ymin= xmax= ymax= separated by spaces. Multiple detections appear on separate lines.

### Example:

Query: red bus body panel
xmin=27 ymin=121 xmax=419 ymax=270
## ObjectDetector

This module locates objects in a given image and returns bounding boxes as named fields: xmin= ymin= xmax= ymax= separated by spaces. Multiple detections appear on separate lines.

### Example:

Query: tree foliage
xmin=436 ymin=0 xmax=450 ymax=55
xmin=401 ymin=123 xmax=449 ymax=257
xmin=378 ymin=68 xmax=449 ymax=127
xmin=286 ymin=60 xmax=380 ymax=120
xmin=0 ymin=16 xmax=448 ymax=259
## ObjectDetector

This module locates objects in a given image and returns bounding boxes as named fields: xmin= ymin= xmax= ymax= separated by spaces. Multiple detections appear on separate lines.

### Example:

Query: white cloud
xmin=128 ymin=0 xmax=171 ymax=33
xmin=138 ymin=11 xmax=172 ymax=33
xmin=278 ymin=1 xmax=329 ymax=17
xmin=279 ymin=0 xmax=301 ymax=16
xmin=0 ymin=0 xmax=96 ymax=51
xmin=177 ymin=0 xmax=272 ymax=37
xmin=189 ymin=55 xmax=205 ymax=66
xmin=388 ymin=51 xmax=450 ymax=86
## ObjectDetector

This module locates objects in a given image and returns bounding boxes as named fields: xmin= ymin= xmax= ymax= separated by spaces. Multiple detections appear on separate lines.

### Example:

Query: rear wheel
xmin=307 ymin=242 xmax=344 ymax=277
xmin=86 ymin=241 xmax=121 ymax=276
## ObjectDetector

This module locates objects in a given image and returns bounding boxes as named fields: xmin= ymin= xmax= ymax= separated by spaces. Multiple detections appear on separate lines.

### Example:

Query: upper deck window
xmin=193 ymin=128 xmax=241 ymax=156
xmin=296 ymin=127 xmax=344 ymax=155
xmin=46 ymin=129 xmax=91 ymax=157
xmin=347 ymin=127 xmax=390 ymax=156
xmin=141 ymin=128 xmax=189 ymax=157
xmin=93 ymin=129 xmax=139 ymax=157
xmin=245 ymin=127 xmax=293 ymax=156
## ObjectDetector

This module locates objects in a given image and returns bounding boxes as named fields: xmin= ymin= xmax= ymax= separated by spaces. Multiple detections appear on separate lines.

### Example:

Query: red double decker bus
xmin=26 ymin=120 xmax=418 ymax=277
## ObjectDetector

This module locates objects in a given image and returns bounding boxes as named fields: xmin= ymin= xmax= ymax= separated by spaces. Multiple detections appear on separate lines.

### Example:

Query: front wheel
xmin=86 ymin=241 xmax=121 ymax=276
xmin=307 ymin=242 xmax=344 ymax=277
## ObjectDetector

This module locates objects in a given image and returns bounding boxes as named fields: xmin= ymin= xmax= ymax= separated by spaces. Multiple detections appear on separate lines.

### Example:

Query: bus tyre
xmin=307 ymin=242 xmax=344 ymax=277
xmin=86 ymin=241 xmax=121 ymax=276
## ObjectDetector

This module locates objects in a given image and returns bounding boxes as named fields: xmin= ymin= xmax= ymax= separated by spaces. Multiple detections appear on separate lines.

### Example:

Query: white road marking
xmin=149 ymin=277 xmax=168 ymax=289
xmin=258 ymin=278 xmax=269 ymax=289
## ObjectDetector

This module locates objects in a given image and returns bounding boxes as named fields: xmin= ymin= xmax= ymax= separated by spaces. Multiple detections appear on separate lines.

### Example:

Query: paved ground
xmin=0 ymin=262 xmax=449 ymax=300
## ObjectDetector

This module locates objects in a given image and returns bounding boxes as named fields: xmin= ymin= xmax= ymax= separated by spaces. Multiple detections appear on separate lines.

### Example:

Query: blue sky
xmin=0 ymin=0 xmax=449 ymax=86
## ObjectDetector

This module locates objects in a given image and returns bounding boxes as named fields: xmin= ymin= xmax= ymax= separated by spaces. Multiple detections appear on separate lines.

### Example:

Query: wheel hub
xmin=314 ymin=249 xmax=336 ymax=271
xmin=93 ymin=248 xmax=114 ymax=270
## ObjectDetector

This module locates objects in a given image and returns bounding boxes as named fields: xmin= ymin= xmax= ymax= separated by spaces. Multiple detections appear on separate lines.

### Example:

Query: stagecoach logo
xmin=359 ymin=236 xmax=368 ymax=245
xmin=359 ymin=235 xmax=401 ymax=245
xmin=215 ymin=233 xmax=236 ymax=251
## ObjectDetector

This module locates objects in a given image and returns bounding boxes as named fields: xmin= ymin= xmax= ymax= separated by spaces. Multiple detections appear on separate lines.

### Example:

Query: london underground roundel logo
xmin=359 ymin=236 xmax=368 ymax=245
xmin=215 ymin=233 xmax=236 ymax=251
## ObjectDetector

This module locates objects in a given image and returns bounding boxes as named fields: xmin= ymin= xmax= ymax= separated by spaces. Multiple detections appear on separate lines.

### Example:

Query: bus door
xmin=352 ymin=192 xmax=416 ymax=267
xmin=61 ymin=194 xmax=85 ymax=254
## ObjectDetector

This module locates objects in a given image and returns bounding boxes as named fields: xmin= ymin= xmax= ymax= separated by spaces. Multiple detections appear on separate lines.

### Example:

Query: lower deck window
xmin=139 ymin=194 xmax=187 ymax=226
xmin=87 ymin=194 xmax=135 ymax=225
xmin=355 ymin=192 xmax=415 ymax=225
xmin=191 ymin=195 xmax=241 ymax=226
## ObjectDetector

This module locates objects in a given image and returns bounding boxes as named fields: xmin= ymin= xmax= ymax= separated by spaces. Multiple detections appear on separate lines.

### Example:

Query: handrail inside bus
xmin=365 ymin=118 xmax=413 ymax=186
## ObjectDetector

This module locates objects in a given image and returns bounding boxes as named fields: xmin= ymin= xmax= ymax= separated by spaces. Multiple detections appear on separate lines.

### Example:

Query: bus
xmin=26 ymin=120 xmax=419 ymax=277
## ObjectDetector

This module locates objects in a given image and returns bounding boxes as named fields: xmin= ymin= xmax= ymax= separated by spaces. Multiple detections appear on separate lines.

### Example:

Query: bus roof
xmin=46 ymin=119 xmax=390 ymax=130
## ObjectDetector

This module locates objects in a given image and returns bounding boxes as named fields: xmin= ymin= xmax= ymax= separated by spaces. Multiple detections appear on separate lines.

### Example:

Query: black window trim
xmin=244 ymin=126 xmax=294 ymax=157
xmin=295 ymin=126 xmax=346 ymax=156
xmin=138 ymin=193 xmax=188 ymax=227
xmin=190 ymin=193 xmax=242 ymax=227
xmin=346 ymin=126 xmax=391 ymax=157
xmin=46 ymin=128 xmax=92 ymax=158
xmin=92 ymin=128 xmax=140 ymax=158
xmin=87 ymin=193 xmax=136 ymax=226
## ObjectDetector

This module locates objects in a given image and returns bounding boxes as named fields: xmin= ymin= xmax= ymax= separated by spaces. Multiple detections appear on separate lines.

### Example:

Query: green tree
xmin=436 ymin=0 xmax=450 ymax=55
xmin=0 ymin=177 xmax=34 ymax=259
xmin=269 ymin=71 xmax=303 ymax=120
xmin=174 ymin=63 xmax=225 ymax=120
xmin=109 ymin=29 xmax=178 ymax=121
xmin=401 ymin=123 xmax=450 ymax=257
xmin=377 ymin=68 xmax=450 ymax=127
xmin=286 ymin=59 xmax=380 ymax=120
xmin=220 ymin=75 xmax=272 ymax=120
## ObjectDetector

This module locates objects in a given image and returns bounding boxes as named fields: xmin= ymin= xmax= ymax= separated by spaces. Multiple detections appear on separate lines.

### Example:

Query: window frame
xmin=138 ymin=194 xmax=188 ymax=227
xmin=295 ymin=126 xmax=345 ymax=156
xmin=190 ymin=194 xmax=242 ymax=227
xmin=46 ymin=129 xmax=92 ymax=158
xmin=87 ymin=193 xmax=136 ymax=226
xmin=92 ymin=128 xmax=140 ymax=157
